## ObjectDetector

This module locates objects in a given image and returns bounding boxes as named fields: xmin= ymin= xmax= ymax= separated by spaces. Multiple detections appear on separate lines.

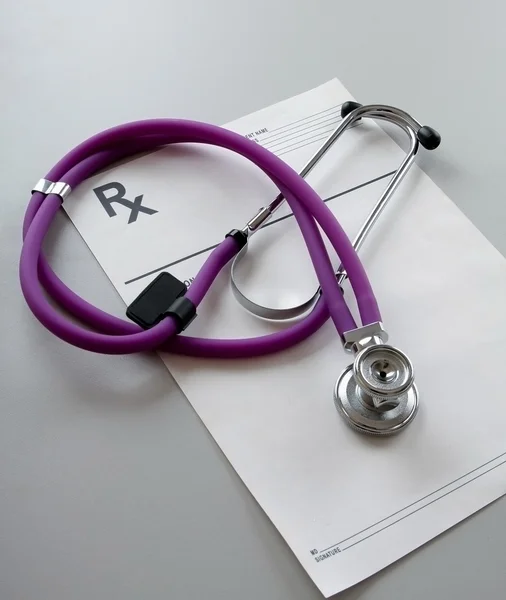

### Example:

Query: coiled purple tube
xmin=20 ymin=120 xmax=381 ymax=356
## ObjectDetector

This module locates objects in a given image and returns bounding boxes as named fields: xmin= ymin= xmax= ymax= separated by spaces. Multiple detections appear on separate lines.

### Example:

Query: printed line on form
xmin=124 ymin=170 xmax=395 ymax=285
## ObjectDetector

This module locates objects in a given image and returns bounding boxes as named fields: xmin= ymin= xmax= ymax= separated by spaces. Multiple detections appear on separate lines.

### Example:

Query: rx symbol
xmin=93 ymin=182 xmax=158 ymax=224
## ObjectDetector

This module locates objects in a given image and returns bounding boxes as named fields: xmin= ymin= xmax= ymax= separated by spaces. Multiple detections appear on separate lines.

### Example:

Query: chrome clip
xmin=50 ymin=182 xmax=72 ymax=201
xmin=31 ymin=179 xmax=72 ymax=201
xmin=32 ymin=178 xmax=55 ymax=195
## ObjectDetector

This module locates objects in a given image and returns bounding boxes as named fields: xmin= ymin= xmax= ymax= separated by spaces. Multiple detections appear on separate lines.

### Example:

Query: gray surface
xmin=1 ymin=1 xmax=505 ymax=598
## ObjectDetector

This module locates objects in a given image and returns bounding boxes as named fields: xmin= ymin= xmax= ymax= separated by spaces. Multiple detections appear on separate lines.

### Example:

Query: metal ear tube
xmin=231 ymin=103 xmax=440 ymax=322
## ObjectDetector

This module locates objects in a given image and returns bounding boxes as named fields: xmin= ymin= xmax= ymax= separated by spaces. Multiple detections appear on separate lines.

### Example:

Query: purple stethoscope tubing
xmin=20 ymin=119 xmax=381 ymax=357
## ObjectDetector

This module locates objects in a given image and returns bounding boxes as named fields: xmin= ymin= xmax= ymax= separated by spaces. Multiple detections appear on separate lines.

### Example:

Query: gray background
xmin=1 ymin=1 xmax=505 ymax=598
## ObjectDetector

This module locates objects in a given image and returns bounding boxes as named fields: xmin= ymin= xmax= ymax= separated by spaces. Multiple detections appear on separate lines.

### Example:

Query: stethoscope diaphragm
xmin=334 ymin=344 xmax=419 ymax=436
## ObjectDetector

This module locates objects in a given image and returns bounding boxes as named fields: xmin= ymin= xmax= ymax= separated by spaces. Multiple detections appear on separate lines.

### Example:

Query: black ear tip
xmin=417 ymin=126 xmax=441 ymax=150
xmin=341 ymin=101 xmax=362 ymax=118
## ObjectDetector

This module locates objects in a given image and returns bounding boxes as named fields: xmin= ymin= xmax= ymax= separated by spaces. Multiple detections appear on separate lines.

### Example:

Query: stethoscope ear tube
xmin=230 ymin=104 xmax=440 ymax=325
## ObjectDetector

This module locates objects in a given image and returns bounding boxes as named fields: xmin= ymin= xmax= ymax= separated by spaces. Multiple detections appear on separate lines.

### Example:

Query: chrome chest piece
xmin=334 ymin=323 xmax=418 ymax=435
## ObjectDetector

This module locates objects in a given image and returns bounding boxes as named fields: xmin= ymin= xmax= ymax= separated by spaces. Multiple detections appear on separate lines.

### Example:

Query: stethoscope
xmin=20 ymin=101 xmax=441 ymax=436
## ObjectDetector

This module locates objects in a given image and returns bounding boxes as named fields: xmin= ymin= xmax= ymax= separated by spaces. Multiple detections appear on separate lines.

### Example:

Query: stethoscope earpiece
xmin=417 ymin=125 xmax=441 ymax=150
xmin=340 ymin=101 xmax=363 ymax=118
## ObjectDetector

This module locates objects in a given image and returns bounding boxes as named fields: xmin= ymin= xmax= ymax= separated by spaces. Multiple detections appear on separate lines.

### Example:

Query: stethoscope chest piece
xmin=334 ymin=344 xmax=419 ymax=435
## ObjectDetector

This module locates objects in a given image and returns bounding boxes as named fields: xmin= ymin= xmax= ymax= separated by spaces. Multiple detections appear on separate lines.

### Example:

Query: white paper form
xmin=63 ymin=80 xmax=506 ymax=597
